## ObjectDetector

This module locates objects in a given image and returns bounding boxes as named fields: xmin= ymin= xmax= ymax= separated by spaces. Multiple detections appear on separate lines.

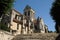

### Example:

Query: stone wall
xmin=0 ymin=30 xmax=59 ymax=40
xmin=0 ymin=30 xmax=14 ymax=40
xmin=12 ymin=33 xmax=59 ymax=40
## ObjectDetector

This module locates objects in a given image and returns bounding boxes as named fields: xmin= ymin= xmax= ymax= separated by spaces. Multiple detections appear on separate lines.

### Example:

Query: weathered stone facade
xmin=1 ymin=5 xmax=48 ymax=35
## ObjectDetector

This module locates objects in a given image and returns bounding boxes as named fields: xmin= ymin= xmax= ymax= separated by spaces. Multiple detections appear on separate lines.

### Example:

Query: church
xmin=1 ymin=5 xmax=48 ymax=35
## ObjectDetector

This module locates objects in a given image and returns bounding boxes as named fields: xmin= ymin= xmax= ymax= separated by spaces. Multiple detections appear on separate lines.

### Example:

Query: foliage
xmin=0 ymin=0 xmax=14 ymax=32
xmin=54 ymin=31 xmax=57 ymax=33
xmin=0 ymin=0 xmax=14 ymax=17
xmin=48 ymin=31 xmax=53 ymax=33
xmin=50 ymin=0 xmax=60 ymax=33
xmin=0 ymin=24 xmax=10 ymax=32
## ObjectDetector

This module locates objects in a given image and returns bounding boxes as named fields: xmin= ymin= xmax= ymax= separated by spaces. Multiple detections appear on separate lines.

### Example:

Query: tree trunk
xmin=55 ymin=23 xmax=60 ymax=33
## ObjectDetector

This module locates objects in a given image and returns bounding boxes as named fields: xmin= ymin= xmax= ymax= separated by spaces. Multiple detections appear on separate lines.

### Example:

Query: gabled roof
xmin=12 ymin=9 xmax=23 ymax=16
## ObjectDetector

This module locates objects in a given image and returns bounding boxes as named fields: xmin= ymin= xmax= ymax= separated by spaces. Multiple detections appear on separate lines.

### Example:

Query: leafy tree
xmin=0 ymin=0 xmax=14 ymax=17
xmin=0 ymin=24 xmax=10 ymax=32
xmin=48 ymin=31 xmax=53 ymax=33
xmin=0 ymin=0 xmax=14 ymax=31
xmin=50 ymin=0 xmax=60 ymax=33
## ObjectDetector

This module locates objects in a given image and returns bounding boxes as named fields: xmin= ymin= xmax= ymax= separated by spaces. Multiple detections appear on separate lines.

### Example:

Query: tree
xmin=48 ymin=31 xmax=53 ymax=33
xmin=0 ymin=0 xmax=14 ymax=31
xmin=50 ymin=0 xmax=60 ymax=33
xmin=0 ymin=0 xmax=14 ymax=17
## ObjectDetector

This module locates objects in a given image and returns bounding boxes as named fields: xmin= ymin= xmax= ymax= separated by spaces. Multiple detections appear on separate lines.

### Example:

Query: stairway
xmin=12 ymin=33 xmax=59 ymax=40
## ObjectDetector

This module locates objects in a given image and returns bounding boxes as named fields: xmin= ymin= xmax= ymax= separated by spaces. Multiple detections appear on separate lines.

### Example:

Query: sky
xmin=14 ymin=0 xmax=55 ymax=32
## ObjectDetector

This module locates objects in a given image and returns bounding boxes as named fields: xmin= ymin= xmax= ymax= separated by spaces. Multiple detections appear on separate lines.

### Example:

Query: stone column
xmin=26 ymin=27 xmax=28 ymax=34
xmin=28 ymin=20 xmax=31 ymax=34
xmin=22 ymin=16 xmax=26 ymax=34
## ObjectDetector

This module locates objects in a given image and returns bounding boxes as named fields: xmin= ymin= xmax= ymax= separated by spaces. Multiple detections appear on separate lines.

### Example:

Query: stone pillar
xmin=32 ymin=23 xmax=34 ymax=33
xmin=22 ymin=16 xmax=26 ymax=34
xmin=28 ymin=20 xmax=31 ymax=34
xmin=26 ymin=27 xmax=28 ymax=34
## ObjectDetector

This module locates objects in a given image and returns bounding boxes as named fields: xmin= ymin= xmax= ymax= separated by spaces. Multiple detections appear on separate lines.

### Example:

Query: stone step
xmin=12 ymin=33 xmax=59 ymax=40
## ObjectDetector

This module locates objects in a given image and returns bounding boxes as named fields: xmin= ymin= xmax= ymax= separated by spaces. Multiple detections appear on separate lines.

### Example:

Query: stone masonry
xmin=0 ymin=30 xmax=14 ymax=40
xmin=12 ymin=33 xmax=59 ymax=40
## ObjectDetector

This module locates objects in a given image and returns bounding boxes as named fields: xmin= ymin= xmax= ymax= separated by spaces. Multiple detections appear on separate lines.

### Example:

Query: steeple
xmin=23 ymin=5 xmax=35 ymax=21
xmin=24 ymin=5 xmax=31 ymax=11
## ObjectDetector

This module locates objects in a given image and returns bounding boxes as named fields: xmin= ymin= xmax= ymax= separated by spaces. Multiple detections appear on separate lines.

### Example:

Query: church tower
xmin=24 ymin=5 xmax=35 ymax=21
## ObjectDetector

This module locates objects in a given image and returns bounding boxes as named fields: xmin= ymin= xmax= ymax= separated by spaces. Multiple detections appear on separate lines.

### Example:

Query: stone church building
xmin=1 ymin=5 xmax=48 ymax=35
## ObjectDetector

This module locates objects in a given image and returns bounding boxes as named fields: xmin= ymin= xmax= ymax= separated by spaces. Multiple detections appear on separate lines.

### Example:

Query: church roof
xmin=25 ymin=5 xmax=31 ymax=9
xmin=12 ymin=9 xmax=23 ymax=16
xmin=24 ymin=5 xmax=32 ymax=11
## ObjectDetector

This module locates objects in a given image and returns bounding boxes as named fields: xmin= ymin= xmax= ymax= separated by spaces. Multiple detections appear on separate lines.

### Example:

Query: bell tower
xmin=24 ymin=5 xmax=35 ymax=21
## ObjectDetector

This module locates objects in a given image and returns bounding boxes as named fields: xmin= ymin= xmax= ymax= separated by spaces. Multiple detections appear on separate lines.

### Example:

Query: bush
xmin=48 ymin=31 xmax=53 ymax=33
xmin=0 ymin=24 xmax=10 ymax=32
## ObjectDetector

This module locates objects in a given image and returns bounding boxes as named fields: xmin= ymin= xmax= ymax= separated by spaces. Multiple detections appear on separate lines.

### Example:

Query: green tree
xmin=0 ymin=0 xmax=14 ymax=31
xmin=50 ymin=0 xmax=60 ymax=33
xmin=48 ymin=31 xmax=53 ymax=33
xmin=0 ymin=0 xmax=14 ymax=17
